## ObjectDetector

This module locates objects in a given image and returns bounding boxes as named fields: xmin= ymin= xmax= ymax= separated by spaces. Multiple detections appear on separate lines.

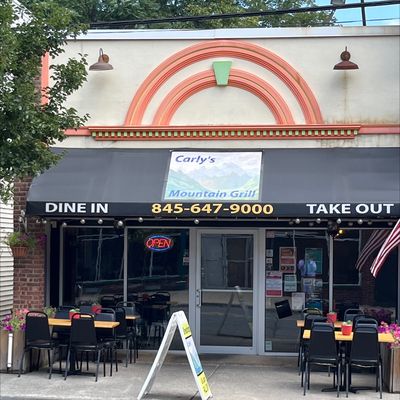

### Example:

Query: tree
xmin=52 ymin=0 xmax=334 ymax=28
xmin=0 ymin=0 xmax=88 ymax=202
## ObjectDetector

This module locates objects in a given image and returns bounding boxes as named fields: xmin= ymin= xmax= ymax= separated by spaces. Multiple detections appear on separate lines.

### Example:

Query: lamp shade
xmin=334 ymin=47 xmax=359 ymax=70
xmin=89 ymin=48 xmax=113 ymax=71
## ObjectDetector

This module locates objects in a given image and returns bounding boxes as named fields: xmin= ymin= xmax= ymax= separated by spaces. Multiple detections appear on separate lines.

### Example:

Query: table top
xmin=297 ymin=320 xmax=342 ymax=329
xmin=48 ymin=318 xmax=119 ymax=329
xmin=126 ymin=314 xmax=141 ymax=320
xmin=302 ymin=329 xmax=394 ymax=343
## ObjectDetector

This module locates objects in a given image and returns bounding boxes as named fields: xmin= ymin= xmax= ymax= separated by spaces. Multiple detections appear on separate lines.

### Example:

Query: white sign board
xmin=137 ymin=311 xmax=212 ymax=400
xmin=164 ymin=151 xmax=262 ymax=201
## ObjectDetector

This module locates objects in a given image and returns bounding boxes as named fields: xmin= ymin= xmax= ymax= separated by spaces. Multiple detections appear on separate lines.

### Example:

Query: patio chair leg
xmin=336 ymin=362 xmax=340 ymax=398
xmin=346 ymin=363 xmax=349 ymax=397
xmin=95 ymin=350 xmax=100 ymax=382
xmin=378 ymin=363 xmax=382 ymax=399
xmin=303 ymin=361 xmax=308 ymax=396
xmin=59 ymin=347 xmax=62 ymax=373
xmin=36 ymin=349 xmax=41 ymax=370
xmin=48 ymin=349 xmax=54 ymax=379
xmin=18 ymin=349 xmax=27 ymax=377
xmin=125 ymin=339 xmax=128 ymax=367
xmin=64 ymin=349 xmax=71 ymax=380
xmin=109 ymin=348 xmax=112 ymax=377
xmin=103 ymin=350 xmax=106 ymax=377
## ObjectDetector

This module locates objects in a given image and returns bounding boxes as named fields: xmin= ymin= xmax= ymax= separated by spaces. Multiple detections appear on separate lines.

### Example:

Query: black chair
xmin=95 ymin=308 xmax=118 ymax=376
xmin=344 ymin=308 xmax=363 ymax=322
xmin=64 ymin=313 xmax=106 ymax=382
xmin=51 ymin=308 xmax=72 ymax=372
xmin=18 ymin=311 xmax=59 ymax=379
xmin=150 ymin=292 xmax=171 ymax=318
xmin=303 ymin=322 xmax=341 ymax=397
xmin=100 ymin=295 xmax=117 ymax=308
xmin=354 ymin=317 xmax=378 ymax=328
xmin=79 ymin=305 xmax=93 ymax=314
xmin=302 ymin=308 xmax=322 ymax=316
xmin=299 ymin=314 xmax=328 ymax=378
xmin=116 ymin=301 xmax=140 ymax=358
xmin=275 ymin=300 xmax=292 ymax=319
xmin=345 ymin=324 xmax=382 ymax=398
xmin=115 ymin=307 xmax=135 ymax=366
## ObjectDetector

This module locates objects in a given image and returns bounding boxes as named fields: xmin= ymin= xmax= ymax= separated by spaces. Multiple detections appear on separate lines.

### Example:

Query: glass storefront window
xmin=264 ymin=230 xmax=329 ymax=353
xmin=127 ymin=228 xmax=189 ymax=350
xmin=333 ymin=229 xmax=398 ymax=323
xmin=63 ymin=227 xmax=124 ymax=306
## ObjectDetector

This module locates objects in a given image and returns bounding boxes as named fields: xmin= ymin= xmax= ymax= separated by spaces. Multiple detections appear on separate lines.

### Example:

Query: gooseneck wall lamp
xmin=334 ymin=47 xmax=359 ymax=70
xmin=89 ymin=48 xmax=113 ymax=71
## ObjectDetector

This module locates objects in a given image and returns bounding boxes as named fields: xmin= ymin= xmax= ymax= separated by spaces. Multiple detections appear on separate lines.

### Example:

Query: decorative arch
xmin=124 ymin=40 xmax=323 ymax=125
xmin=152 ymin=69 xmax=295 ymax=125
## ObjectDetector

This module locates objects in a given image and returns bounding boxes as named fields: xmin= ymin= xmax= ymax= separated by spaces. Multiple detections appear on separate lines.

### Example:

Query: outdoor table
xmin=125 ymin=315 xmax=140 ymax=321
xmin=297 ymin=320 xmax=343 ymax=329
xmin=302 ymin=329 xmax=394 ymax=343
xmin=48 ymin=318 xmax=119 ymax=375
xmin=48 ymin=318 xmax=119 ymax=329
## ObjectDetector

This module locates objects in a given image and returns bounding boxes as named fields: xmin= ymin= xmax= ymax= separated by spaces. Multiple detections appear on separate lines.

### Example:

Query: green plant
xmin=3 ymin=231 xmax=36 ymax=249
xmin=43 ymin=306 xmax=56 ymax=318
xmin=343 ymin=320 xmax=353 ymax=326
xmin=1 ymin=308 xmax=29 ymax=332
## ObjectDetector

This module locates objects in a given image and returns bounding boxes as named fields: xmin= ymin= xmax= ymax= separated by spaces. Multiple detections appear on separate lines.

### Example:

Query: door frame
xmin=193 ymin=228 xmax=261 ymax=354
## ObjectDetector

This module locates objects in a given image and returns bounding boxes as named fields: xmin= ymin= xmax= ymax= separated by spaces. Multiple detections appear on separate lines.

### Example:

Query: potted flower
xmin=327 ymin=311 xmax=337 ymax=324
xmin=68 ymin=308 xmax=80 ymax=319
xmin=0 ymin=309 xmax=29 ymax=371
xmin=91 ymin=302 xmax=102 ymax=314
xmin=379 ymin=322 xmax=400 ymax=393
xmin=43 ymin=306 xmax=56 ymax=318
xmin=2 ymin=231 xmax=36 ymax=258
xmin=341 ymin=320 xmax=352 ymax=335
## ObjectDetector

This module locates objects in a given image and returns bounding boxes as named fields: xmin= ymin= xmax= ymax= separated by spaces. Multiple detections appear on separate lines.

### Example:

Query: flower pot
xmin=0 ymin=330 xmax=45 ymax=373
xmin=91 ymin=305 xmax=101 ymax=314
xmin=327 ymin=313 xmax=337 ymax=324
xmin=11 ymin=246 xmax=28 ymax=258
xmin=69 ymin=312 xmax=79 ymax=319
xmin=381 ymin=344 xmax=400 ymax=393
xmin=341 ymin=324 xmax=352 ymax=335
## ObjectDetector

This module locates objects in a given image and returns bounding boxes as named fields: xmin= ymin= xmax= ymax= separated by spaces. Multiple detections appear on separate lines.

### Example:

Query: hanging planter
xmin=11 ymin=246 xmax=28 ymax=258
xmin=2 ymin=231 xmax=36 ymax=259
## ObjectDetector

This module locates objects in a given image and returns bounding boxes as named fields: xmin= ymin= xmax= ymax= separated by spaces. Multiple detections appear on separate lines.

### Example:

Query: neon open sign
xmin=145 ymin=235 xmax=174 ymax=252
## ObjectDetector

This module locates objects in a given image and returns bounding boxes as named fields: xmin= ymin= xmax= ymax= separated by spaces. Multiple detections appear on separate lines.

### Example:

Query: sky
xmin=317 ymin=0 xmax=400 ymax=26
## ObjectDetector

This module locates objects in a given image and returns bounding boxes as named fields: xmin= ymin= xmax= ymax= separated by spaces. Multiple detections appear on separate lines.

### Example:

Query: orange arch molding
xmin=153 ymin=69 xmax=295 ymax=125
xmin=125 ymin=40 xmax=323 ymax=125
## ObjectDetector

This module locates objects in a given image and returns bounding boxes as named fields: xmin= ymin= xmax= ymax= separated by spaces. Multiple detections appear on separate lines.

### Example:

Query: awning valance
xmin=26 ymin=147 xmax=400 ymax=219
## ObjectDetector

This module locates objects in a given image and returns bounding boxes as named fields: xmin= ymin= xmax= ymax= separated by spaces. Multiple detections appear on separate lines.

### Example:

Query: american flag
xmin=355 ymin=229 xmax=389 ymax=271
xmin=370 ymin=219 xmax=400 ymax=278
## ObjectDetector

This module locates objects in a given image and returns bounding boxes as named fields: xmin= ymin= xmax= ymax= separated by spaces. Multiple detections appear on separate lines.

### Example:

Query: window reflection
xmin=63 ymin=227 xmax=124 ymax=306
xmin=127 ymin=229 xmax=189 ymax=350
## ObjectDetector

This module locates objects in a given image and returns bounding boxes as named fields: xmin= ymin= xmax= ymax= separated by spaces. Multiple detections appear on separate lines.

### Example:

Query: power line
xmin=90 ymin=0 xmax=400 ymax=28
xmin=336 ymin=16 xmax=400 ymax=24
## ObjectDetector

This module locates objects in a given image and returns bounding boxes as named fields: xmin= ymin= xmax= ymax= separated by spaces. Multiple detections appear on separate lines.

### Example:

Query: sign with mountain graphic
xmin=164 ymin=151 xmax=262 ymax=201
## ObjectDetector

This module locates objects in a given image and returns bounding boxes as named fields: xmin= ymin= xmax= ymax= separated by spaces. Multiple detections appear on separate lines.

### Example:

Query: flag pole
xmin=329 ymin=234 xmax=333 ymax=312
xmin=397 ymin=246 xmax=400 ymax=323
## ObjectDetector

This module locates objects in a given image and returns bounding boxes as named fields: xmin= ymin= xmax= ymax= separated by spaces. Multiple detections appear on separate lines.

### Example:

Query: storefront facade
xmin=11 ymin=26 xmax=400 ymax=354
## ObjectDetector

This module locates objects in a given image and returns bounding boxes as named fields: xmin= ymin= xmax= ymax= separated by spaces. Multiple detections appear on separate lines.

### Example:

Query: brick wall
xmin=13 ymin=178 xmax=46 ymax=310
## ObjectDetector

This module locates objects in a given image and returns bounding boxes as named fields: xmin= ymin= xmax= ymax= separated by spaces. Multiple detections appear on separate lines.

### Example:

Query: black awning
xmin=26 ymin=147 xmax=400 ymax=219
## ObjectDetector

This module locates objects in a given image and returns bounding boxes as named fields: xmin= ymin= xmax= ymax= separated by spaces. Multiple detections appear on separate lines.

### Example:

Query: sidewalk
xmin=0 ymin=353 xmax=398 ymax=400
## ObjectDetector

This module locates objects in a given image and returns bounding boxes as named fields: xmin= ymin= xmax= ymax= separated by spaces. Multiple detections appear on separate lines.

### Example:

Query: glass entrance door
xmin=196 ymin=231 xmax=256 ymax=353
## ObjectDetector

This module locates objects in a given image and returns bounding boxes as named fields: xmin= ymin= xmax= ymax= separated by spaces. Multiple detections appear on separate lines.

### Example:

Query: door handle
xmin=196 ymin=289 xmax=202 ymax=307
